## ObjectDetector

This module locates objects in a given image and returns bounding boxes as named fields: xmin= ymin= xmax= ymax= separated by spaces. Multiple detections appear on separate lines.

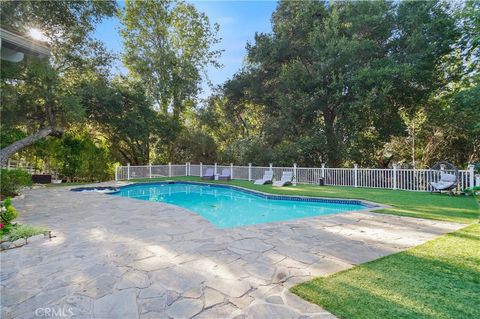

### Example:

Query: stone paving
xmin=1 ymin=184 xmax=463 ymax=319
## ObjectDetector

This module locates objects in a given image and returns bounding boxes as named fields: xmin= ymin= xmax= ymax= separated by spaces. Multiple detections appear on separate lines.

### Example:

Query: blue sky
xmin=93 ymin=0 xmax=278 ymax=97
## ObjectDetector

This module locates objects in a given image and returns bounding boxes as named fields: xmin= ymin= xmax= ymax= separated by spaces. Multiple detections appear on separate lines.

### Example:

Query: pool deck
xmin=1 ymin=183 xmax=463 ymax=318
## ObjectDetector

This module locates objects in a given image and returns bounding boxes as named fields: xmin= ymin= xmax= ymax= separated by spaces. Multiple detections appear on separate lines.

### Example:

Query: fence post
xmin=149 ymin=163 xmax=152 ymax=179
xmin=7 ymin=159 xmax=11 ymax=170
xmin=168 ymin=162 xmax=172 ymax=177
xmin=393 ymin=164 xmax=398 ymax=190
xmin=469 ymin=164 xmax=475 ymax=189
xmin=248 ymin=163 xmax=252 ymax=181
xmin=230 ymin=163 xmax=234 ymax=180
xmin=321 ymin=163 xmax=325 ymax=178
xmin=185 ymin=162 xmax=188 ymax=176
xmin=214 ymin=163 xmax=217 ymax=175
xmin=354 ymin=164 xmax=358 ymax=188
xmin=269 ymin=163 xmax=273 ymax=171
xmin=115 ymin=165 xmax=118 ymax=181
xmin=188 ymin=162 xmax=191 ymax=176
xmin=293 ymin=163 xmax=297 ymax=186
xmin=200 ymin=162 xmax=203 ymax=177
xmin=127 ymin=163 xmax=130 ymax=180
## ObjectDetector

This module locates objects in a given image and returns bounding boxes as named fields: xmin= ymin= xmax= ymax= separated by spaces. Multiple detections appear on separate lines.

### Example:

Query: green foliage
xmin=120 ymin=0 xmax=221 ymax=117
xmin=38 ymin=132 xmax=113 ymax=182
xmin=1 ymin=0 xmax=478 ymax=177
xmin=0 ymin=128 xmax=27 ymax=149
xmin=0 ymin=0 xmax=117 ymax=170
xmin=207 ymin=0 xmax=475 ymax=168
xmin=463 ymin=186 xmax=480 ymax=196
xmin=7 ymin=224 xmax=46 ymax=242
xmin=0 ymin=169 xmax=32 ymax=197
xmin=0 ymin=197 xmax=20 ymax=225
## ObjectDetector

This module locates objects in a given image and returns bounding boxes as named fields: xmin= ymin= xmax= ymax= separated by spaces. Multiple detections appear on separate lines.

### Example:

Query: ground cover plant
xmin=0 ymin=198 xmax=46 ymax=245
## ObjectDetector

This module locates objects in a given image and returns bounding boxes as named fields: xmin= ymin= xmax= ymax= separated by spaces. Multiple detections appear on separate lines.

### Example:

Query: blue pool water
xmin=111 ymin=182 xmax=366 ymax=228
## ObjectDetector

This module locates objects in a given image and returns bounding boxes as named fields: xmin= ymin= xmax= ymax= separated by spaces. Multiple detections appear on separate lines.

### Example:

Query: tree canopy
xmin=1 ymin=0 xmax=478 ymax=181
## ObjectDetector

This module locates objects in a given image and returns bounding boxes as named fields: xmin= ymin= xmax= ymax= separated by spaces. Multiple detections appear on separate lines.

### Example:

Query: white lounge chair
xmin=273 ymin=171 xmax=293 ymax=187
xmin=218 ymin=169 xmax=231 ymax=181
xmin=430 ymin=173 xmax=457 ymax=195
xmin=202 ymin=168 xmax=215 ymax=180
xmin=254 ymin=171 xmax=273 ymax=185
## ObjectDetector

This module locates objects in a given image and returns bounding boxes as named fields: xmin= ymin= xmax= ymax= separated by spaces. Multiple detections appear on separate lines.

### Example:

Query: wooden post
xmin=248 ymin=163 xmax=252 ymax=181
xmin=230 ymin=163 xmax=234 ymax=180
xmin=168 ymin=162 xmax=172 ymax=177
xmin=200 ymin=162 xmax=203 ymax=177
xmin=149 ymin=163 xmax=152 ymax=179
xmin=214 ymin=163 xmax=217 ymax=175
xmin=127 ymin=163 xmax=130 ymax=180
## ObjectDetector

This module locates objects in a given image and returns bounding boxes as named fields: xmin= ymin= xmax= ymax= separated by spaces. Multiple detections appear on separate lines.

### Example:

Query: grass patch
xmin=291 ymin=224 xmax=480 ymax=319
xmin=128 ymin=176 xmax=479 ymax=224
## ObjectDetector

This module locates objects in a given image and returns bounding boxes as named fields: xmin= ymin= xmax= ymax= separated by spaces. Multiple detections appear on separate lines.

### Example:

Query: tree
xmin=82 ymin=76 xmax=179 ymax=165
xmin=0 ymin=0 xmax=116 ymax=165
xmin=120 ymin=0 xmax=221 ymax=117
xmin=219 ymin=0 xmax=461 ymax=167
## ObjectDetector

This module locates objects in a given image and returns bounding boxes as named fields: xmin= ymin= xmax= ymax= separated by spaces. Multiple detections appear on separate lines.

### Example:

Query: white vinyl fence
xmin=115 ymin=162 xmax=478 ymax=192
xmin=2 ymin=159 xmax=42 ymax=174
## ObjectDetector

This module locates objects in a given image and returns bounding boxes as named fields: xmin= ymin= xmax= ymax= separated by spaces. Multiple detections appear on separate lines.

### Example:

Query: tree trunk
xmin=0 ymin=127 xmax=63 ymax=167
xmin=323 ymin=108 xmax=341 ymax=166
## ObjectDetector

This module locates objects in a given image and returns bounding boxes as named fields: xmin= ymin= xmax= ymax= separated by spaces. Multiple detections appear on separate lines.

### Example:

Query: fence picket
xmin=104 ymin=163 xmax=476 ymax=192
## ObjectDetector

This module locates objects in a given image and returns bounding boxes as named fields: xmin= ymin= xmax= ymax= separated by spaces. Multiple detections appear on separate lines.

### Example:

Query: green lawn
xmin=129 ymin=176 xmax=479 ymax=224
xmin=291 ymin=223 xmax=480 ymax=319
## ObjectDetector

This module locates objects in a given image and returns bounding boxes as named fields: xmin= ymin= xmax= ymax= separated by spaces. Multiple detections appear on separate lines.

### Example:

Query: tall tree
xmin=120 ymin=0 xmax=221 ymax=118
xmin=221 ymin=0 xmax=461 ymax=167
xmin=0 ymin=0 xmax=116 ymax=165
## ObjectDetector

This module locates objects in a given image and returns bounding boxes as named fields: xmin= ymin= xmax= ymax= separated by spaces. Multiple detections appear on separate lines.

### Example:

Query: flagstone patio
xmin=1 ymin=185 xmax=463 ymax=318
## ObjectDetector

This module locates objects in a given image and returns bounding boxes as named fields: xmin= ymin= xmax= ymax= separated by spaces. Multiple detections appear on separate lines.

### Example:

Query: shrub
xmin=0 ymin=197 xmax=19 ymax=224
xmin=0 ymin=169 xmax=32 ymax=197
xmin=7 ymin=224 xmax=46 ymax=242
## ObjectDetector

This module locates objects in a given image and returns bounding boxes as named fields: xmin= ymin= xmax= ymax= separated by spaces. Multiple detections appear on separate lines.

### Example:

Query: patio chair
xmin=218 ymin=169 xmax=231 ymax=181
xmin=430 ymin=173 xmax=457 ymax=195
xmin=272 ymin=171 xmax=293 ymax=187
xmin=202 ymin=168 xmax=214 ymax=180
xmin=254 ymin=171 xmax=274 ymax=185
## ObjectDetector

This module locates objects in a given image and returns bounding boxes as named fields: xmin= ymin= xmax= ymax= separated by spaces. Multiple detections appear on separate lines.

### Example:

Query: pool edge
xmin=102 ymin=180 xmax=388 ymax=210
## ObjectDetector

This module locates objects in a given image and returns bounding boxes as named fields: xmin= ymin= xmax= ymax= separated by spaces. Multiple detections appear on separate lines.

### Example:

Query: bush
xmin=1 ymin=197 xmax=20 ymax=241
xmin=0 ymin=197 xmax=19 ymax=224
xmin=0 ymin=169 xmax=32 ymax=197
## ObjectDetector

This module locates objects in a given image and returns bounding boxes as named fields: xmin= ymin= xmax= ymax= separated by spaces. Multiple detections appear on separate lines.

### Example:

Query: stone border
xmin=0 ymin=231 xmax=52 ymax=251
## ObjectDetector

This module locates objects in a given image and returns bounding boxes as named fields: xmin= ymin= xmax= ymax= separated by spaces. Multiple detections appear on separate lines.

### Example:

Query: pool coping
xmin=72 ymin=180 xmax=389 ymax=210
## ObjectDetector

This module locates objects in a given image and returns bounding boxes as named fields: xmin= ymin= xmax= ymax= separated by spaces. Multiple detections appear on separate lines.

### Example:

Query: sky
xmin=93 ymin=0 xmax=278 ymax=97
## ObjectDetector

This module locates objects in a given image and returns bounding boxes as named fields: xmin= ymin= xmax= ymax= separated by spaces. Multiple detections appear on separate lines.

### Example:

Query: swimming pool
xmin=110 ymin=182 xmax=367 ymax=228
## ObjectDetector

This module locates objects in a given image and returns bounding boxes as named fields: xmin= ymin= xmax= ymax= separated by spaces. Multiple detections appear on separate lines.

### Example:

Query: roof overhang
xmin=1 ymin=28 xmax=50 ymax=62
